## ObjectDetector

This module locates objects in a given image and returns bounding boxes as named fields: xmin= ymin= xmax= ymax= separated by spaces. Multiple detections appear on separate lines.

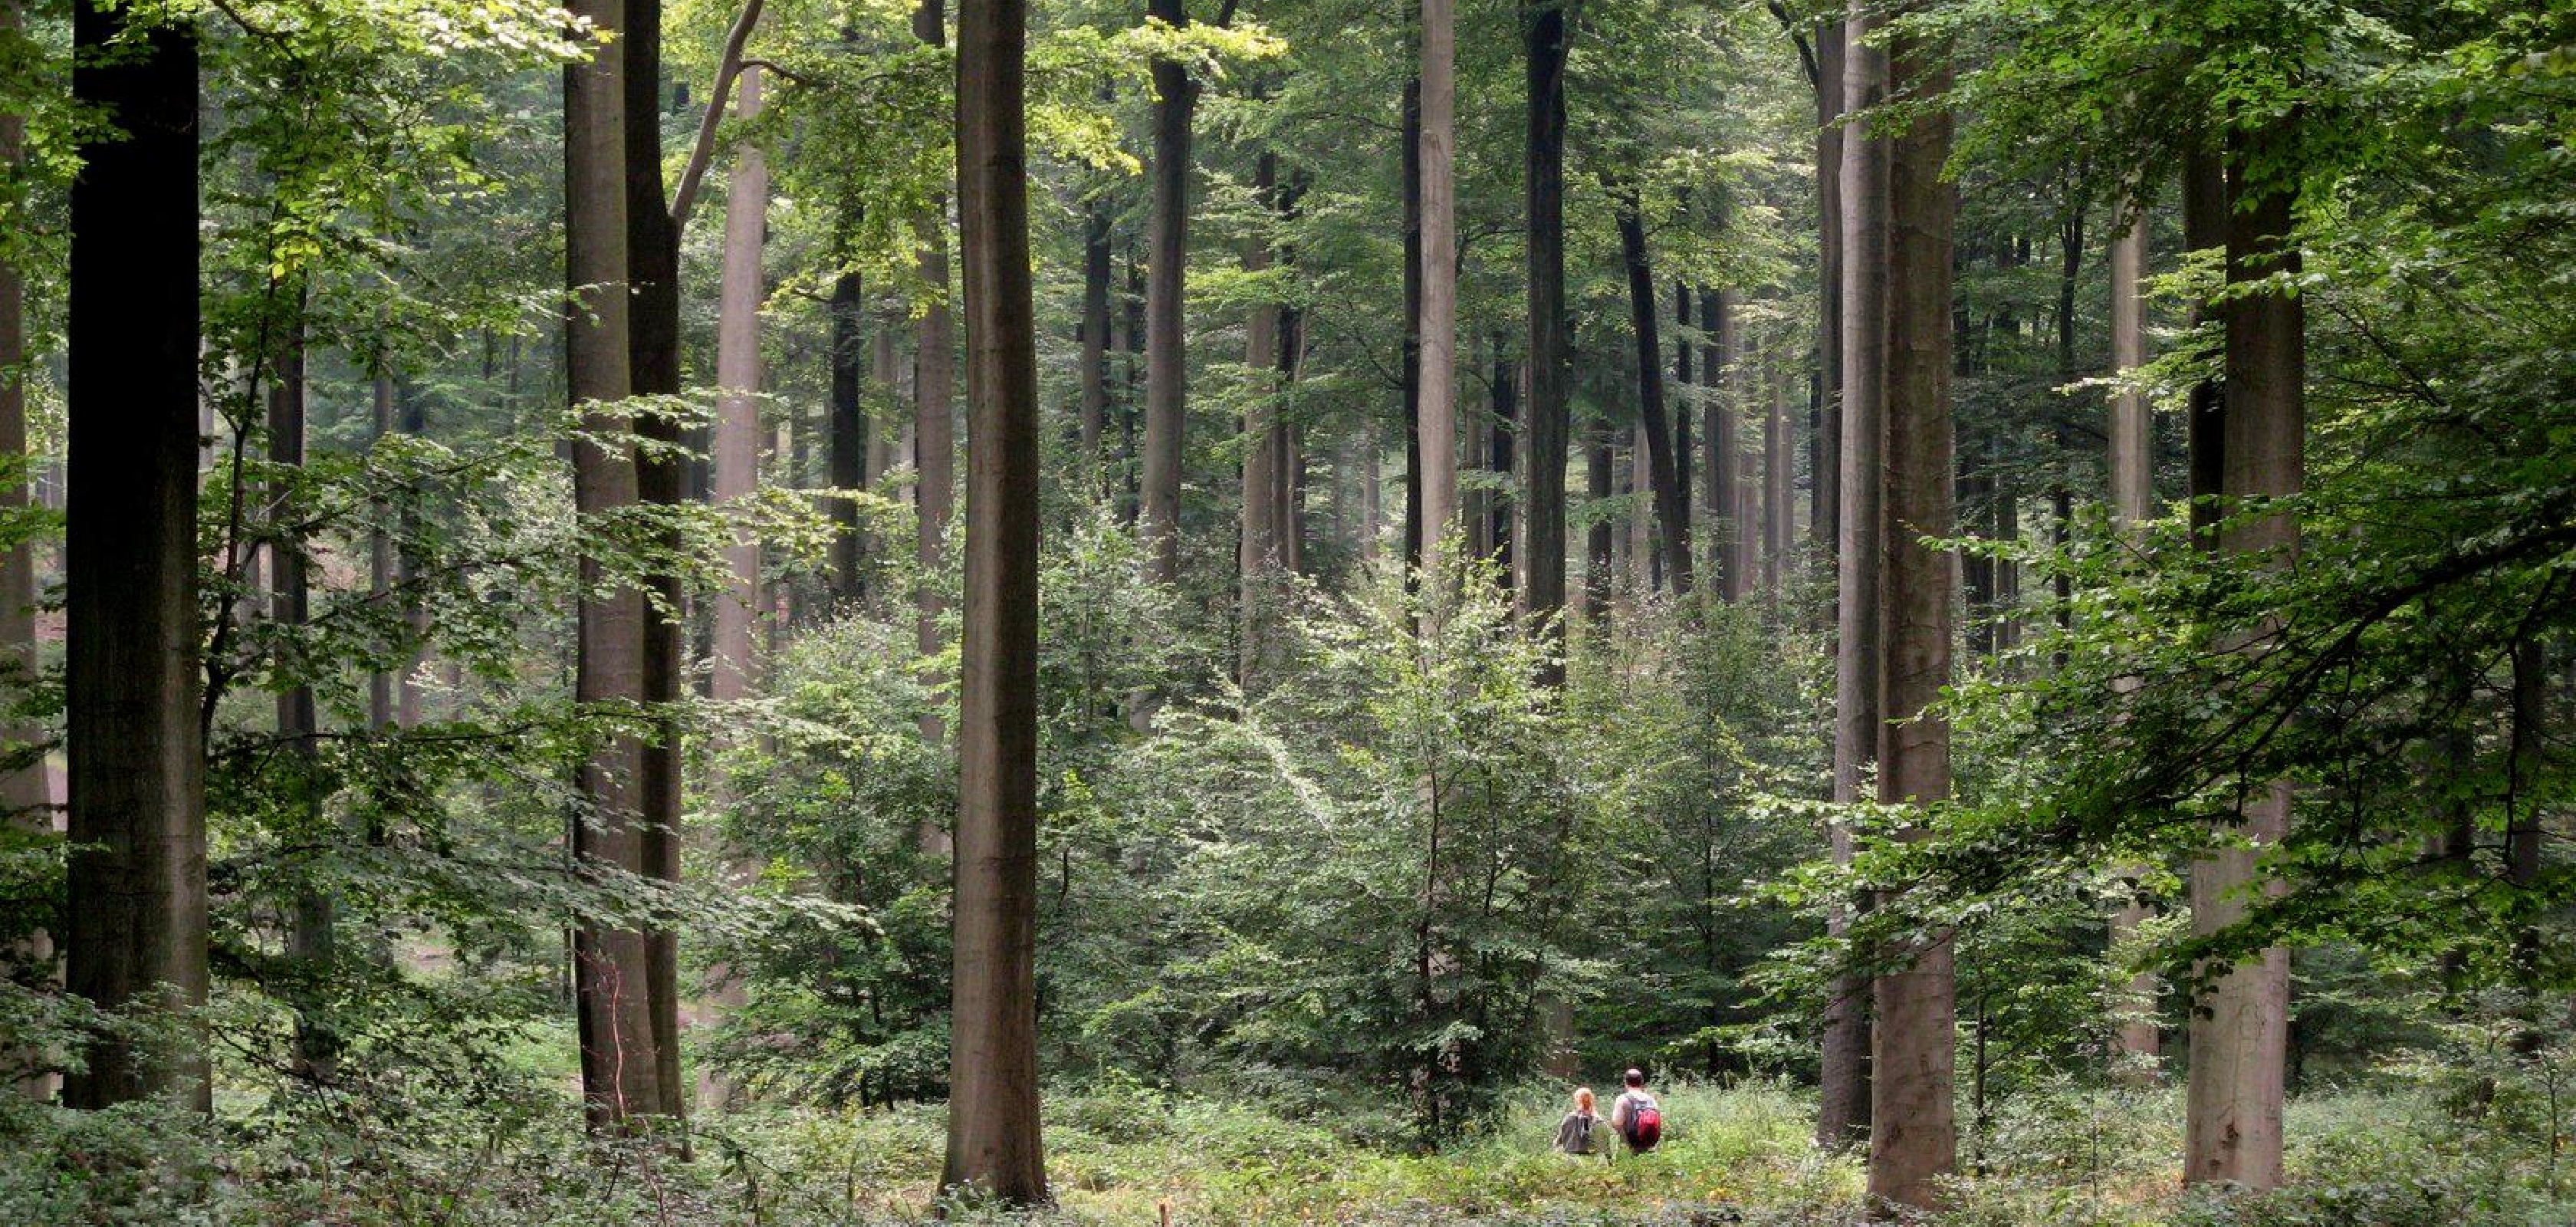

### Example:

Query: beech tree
xmin=62 ymin=0 xmax=207 ymax=1113
xmin=2185 ymin=122 xmax=2302 ymax=1192
xmin=941 ymin=0 xmax=1046 ymax=1200
xmin=562 ymin=0 xmax=662 ymax=1129
xmin=1866 ymin=23 xmax=1957 ymax=1211
xmin=1818 ymin=0 xmax=1885 ymax=1153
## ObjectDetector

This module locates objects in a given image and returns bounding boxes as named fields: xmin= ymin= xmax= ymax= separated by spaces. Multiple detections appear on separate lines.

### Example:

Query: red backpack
xmin=1622 ymin=1096 xmax=1662 ymax=1150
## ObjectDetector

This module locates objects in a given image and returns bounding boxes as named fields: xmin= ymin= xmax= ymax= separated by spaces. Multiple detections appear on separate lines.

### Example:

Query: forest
xmin=0 ymin=0 xmax=2570 ymax=1222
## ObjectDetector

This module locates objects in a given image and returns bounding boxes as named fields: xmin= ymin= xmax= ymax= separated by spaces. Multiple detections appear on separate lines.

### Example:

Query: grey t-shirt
xmin=1553 ymin=1110 xmax=1598 ymax=1154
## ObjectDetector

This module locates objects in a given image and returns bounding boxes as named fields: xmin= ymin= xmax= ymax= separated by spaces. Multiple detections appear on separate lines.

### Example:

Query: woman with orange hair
xmin=1552 ymin=1087 xmax=1600 ymax=1155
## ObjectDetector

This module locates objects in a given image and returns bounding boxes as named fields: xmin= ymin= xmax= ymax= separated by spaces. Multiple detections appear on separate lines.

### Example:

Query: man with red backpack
xmin=1608 ymin=1067 xmax=1663 ymax=1154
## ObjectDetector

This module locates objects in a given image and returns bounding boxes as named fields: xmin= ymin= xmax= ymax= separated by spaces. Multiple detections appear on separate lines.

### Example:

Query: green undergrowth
xmin=5 ymin=1079 xmax=2570 ymax=1225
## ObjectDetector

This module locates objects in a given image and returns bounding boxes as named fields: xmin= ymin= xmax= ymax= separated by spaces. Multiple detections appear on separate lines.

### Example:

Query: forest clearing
xmin=1 ymin=0 xmax=2571 ymax=1222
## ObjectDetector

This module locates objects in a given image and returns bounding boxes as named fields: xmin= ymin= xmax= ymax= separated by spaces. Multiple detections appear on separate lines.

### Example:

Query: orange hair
xmin=1573 ymin=1087 xmax=1595 ymax=1113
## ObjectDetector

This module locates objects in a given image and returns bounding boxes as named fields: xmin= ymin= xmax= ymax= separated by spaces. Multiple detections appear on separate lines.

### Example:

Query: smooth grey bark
xmin=711 ymin=64 xmax=767 ymax=706
xmin=1811 ymin=19 xmax=1845 ymax=560
xmin=564 ymin=0 xmax=659 ymax=1130
xmin=1866 ymin=31 xmax=1957 ymax=1211
xmin=2105 ymin=199 xmax=2160 ymax=1074
xmin=64 ymin=0 xmax=208 ymax=1113
xmin=829 ymin=256 xmax=869 ymax=602
xmin=2185 ymin=125 xmax=2302 ymax=1192
xmin=1416 ymin=0 xmax=1459 ymax=580
xmin=1818 ymin=0 xmax=1886 ymax=1153
xmin=942 ymin=0 xmax=1049 ymax=1199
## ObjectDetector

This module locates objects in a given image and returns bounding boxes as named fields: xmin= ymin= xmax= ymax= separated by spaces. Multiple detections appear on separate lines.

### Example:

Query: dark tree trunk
xmin=2182 ymin=151 xmax=2227 ymax=548
xmin=1615 ymin=195 xmax=1692 ymax=594
xmin=270 ymin=317 xmax=334 ymax=1079
xmin=1078 ymin=200 xmax=1111 ymax=492
xmin=1811 ymin=18 xmax=1845 ymax=561
xmin=1867 ymin=31 xmax=1958 ymax=1210
xmin=1139 ymin=0 xmax=1198 ymax=583
xmin=1490 ymin=341 xmax=1516 ymax=588
xmin=1522 ymin=0 xmax=1569 ymax=679
xmin=943 ymin=0 xmax=1049 ymax=1199
xmin=567 ymin=0 xmax=660 ymax=1130
xmin=1583 ymin=416 xmax=1613 ymax=622
xmin=64 ymin=0 xmax=207 ymax=1114
xmin=1401 ymin=72 xmax=1423 ymax=581
xmin=623 ymin=0 xmax=689 ymax=1122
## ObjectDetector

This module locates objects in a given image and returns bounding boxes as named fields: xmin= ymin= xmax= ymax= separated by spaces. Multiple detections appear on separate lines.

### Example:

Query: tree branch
xmin=669 ymin=0 xmax=769 ymax=233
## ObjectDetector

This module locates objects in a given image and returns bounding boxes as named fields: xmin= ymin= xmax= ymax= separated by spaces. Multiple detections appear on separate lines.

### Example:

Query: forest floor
xmin=9 ymin=1076 xmax=2569 ymax=1224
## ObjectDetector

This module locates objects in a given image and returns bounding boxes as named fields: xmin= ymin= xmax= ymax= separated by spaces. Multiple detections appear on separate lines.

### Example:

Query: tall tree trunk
xmin=2051 ymin=205 xmax=2084 ymax=640
xmin=0 ymin=36 xmax=58 ymax=1098
xmin=1522 ymin=0 xmax=1570 ymax=684
xmin=943 ymin=0 xmax=1049 ymax=1199
xmin=2105 ymin=200 xmax=2160 ymax=1075
xmin=2183 ymin=151 xmax=2226 ymax=548
xmin=1715 ymin=287 xmax=1745 ymax=600
xmin=829 ymin=258 xmax=869 ymax=604
xmin=270 ymin=317 xmax=334 ymax=1080
xmin=564 ymin=0 xmax=659 ymax=1130
xmin=1615 ymin=196 xmax=1691 ymax=594
xmin=1697 ymin=287 xmax=1726 ymax=588
xmin=1818 ymin=0 xmax=1886 ymax=1151
xmin=1079 ymin=200 xmax=1112 ymax=495
xmin=1238 ymin=153 xmax=1283 ymax=685
xmin=1122 ymin=249 xmax=1145 ymax=525
xmin=1811 ymin=19 xmax=1845 ymax=561
xmin=1490 ymin=340 xmax=1516 ymax=589
xmin=1765 ymin=342 xmax=1792 ymax=599
xmin=914 ymin=0 xmax=958 ymax=835
xmin=624 ymin=0 xmax=692 ymax=1122
xmin=2185 ymin=126 xmax=2302 ymax=1192
xmin=712 ymin=65 xmax=767 ymax=706
xmin=1626 ymin=425 xmax=1650 ymax=594
xmin=64 ymin=0 xmax=207 ymax=1113
xmin=1731 ymin=305 xmax=1760 ymax=604
xmin=1866 ymin=31 xmax=1957 ymax=1210
xmin=1139 ymin=0 xmax=1198 ymax=584
xmin=1583 ymin=416 xmax=1614 ymax=623
xmin=1416 ymin=0 xmax=1459 ymax=582
xmin=371 ymin=370 xmax=405 ymax=733
xmin=1401 ymin=72 xmax=1423 ymax=581
xmin=1674 ymin=284 xmax=1693 ymax=553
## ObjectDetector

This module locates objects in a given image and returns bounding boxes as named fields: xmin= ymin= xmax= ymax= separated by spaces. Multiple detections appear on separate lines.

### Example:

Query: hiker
xmin=1608 ymin=1068 xmax=1663 ymax=1153
xmin=1552 ymin=1087 xmax=1601 ymax=1155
